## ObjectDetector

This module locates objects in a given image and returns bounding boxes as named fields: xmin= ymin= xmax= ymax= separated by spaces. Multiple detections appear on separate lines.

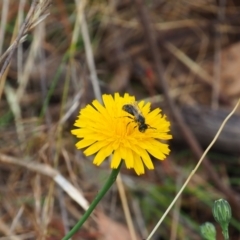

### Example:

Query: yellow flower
xmin=71 ymin=93 xmax=172 ymax=175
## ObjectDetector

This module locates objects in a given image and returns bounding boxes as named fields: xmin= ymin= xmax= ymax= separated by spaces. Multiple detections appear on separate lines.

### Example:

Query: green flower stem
xmin=222 ymin=229 xmax=229 ymax=240
xmin=62 ymin=161 xmax=123 ymax=240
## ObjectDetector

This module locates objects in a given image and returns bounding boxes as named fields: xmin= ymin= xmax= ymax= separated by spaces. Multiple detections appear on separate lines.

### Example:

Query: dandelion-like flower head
xmin=71 ymin=93 xmax=172 ymax=175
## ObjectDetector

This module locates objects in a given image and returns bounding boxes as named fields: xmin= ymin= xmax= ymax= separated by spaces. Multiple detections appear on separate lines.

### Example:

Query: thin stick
xmin=212 ymin=0 xmax=226 ymax=109
xmin=75 ymin=0 xmax=102 ymax=102
xmin=81 ymin=13 xmax=101 ymax=101
xmin=0 ymin=0 xmax=9 ymax=55
xmin=117 ymin=174 xmax=137 ymax=240
xmin=146 ymin=98 xmax=240 ymax=240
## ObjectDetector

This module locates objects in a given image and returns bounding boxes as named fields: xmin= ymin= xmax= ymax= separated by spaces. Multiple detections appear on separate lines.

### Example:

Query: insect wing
xmin=122 ymin=104 xmax=135 ymax=116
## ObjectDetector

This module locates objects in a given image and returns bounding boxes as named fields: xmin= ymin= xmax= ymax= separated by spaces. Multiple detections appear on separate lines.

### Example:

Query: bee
xmin=122 ymin=103 xmax=155 ymax=133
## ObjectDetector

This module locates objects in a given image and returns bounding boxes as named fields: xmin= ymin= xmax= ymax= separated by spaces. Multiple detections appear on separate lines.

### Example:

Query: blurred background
xmin=1 ymin=0 xmax=240 ymax=239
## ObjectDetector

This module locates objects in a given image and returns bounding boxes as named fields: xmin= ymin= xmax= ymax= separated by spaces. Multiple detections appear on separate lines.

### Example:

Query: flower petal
xmin=146 ymin=142 xmax=170 ymax=160
xmin=147 ymin=108 xmax=161 ymax=121
xmin=76 ymin=139 xmax=96 ymax=149
xmin=103 ymin=94 xmax=114 ymax=108
xmin=111 ymin=148 xmax=122 ymax=169
xmin=132 ymin=151 xmax=145 ymax=175
xmin=84 ymin=141 xmax=110 ymax=156
xmin=71 ymin=128 xmax=94 ymax=138
xmin=93 ymin=144 xmax=113 ymax=165
xmin=124 ymin=147 xmax=134 ymax=169
xmin=140 ymin=101 xmax=150 ymax=115
xmin=138 ymin=148 xmax=154 ymax=169
xmin=92 ymin=99 xmax=109 ymax=117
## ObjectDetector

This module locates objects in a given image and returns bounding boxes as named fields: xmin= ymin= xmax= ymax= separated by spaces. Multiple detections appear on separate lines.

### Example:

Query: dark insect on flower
xmin=122 ymin=103 xmax=155 ymax=133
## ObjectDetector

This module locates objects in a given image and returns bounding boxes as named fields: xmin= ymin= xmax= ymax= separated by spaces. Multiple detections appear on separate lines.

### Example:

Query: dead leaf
xmin=220 ymin=42 xmax=240 ymax=97
xmin=97 ymin=211 xmax=141 ymax=240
